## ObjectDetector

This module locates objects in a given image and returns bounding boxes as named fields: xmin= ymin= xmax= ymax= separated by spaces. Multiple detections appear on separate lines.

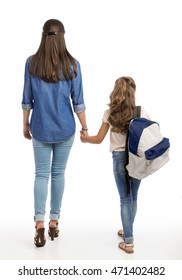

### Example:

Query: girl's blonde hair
xmin=108 ymin=76 xmax=136 ymax=133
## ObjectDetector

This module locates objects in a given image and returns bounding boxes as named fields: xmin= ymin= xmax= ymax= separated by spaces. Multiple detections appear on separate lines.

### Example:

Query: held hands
xmin=80 ymin=129 xmax=88 ymax=143
xmin=23 ymin=124 xmax=32 ymax=140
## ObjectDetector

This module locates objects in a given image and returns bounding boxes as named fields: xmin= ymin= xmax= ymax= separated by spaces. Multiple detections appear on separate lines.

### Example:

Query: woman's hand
xmin=23 ymin=124 xmax=32 ymax=140
xmin=80 ymin=130 xmax=88 ymax=143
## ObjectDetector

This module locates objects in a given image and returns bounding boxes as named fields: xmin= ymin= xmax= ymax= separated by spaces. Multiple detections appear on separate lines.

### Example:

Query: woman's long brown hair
xmin=108 ymin=77 xmax=136 ymax=133
xmin=29 ymin=19 xmax=77 ymax=82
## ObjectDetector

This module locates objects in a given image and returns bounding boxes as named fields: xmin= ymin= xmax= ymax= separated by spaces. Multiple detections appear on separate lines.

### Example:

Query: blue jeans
xmin=32 ymin=135 xmax=75 ymax=222
xmin=112 ymin=151 xmax=141 ymax=244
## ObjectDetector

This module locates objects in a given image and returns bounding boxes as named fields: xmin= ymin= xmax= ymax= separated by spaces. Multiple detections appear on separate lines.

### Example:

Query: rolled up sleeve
xmin=73 ymin=103 xmax=86 ymax=113
xmin=71 ymin=61 xmax=86 ymax=113
xmin=21 ymin=57 xmax=33 ymax=110
xmin=22 ymin=103 xmax=33 ymax=110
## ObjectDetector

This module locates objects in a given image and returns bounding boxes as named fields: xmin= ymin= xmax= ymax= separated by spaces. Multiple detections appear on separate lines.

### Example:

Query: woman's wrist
xmin=81 ymin=127 xmax=88 ymax=131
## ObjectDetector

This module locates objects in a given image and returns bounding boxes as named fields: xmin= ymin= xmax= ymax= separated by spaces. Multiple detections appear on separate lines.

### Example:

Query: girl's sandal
xmin=34 ymin=226 xmax=46 ymax=247
xmin=118 ymin=242 xmax=134 ymax=254
xmin=118 ymin=229 xmax=124 ymax=238
xmin=48 ymin=221 xmax=59 ymax=241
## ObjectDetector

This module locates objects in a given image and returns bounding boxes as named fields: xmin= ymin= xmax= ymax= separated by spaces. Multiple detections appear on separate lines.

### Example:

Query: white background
xmin=0 ymin=0 xmax=182 ymax=277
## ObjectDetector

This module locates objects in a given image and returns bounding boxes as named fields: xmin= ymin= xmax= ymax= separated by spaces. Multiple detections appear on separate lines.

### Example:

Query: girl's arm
xmin=80 ymin=122 xmax=109 ymax=144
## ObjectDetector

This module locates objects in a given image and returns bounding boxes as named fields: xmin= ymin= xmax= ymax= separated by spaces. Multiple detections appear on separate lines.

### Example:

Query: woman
xmin=22 ymin=19 xmax=88 ymax=247
xmin=80 ymin=77 xmax=150 ymax=253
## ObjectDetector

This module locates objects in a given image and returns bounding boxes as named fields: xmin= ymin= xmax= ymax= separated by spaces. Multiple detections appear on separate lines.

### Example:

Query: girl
xmin=22 ymin=19 xmax=88 ymax=247
xmin=80 ymin=76 xmax=149 ymax=254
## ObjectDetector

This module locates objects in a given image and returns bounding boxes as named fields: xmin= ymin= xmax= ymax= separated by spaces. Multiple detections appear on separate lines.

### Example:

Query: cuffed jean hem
xmin=49 ymin=213 xmax=60 ymax=220
xmin=124 ymin=236 xmax=134 ymax=244
xmin=34 ymin=214 xmax=45 ymax=222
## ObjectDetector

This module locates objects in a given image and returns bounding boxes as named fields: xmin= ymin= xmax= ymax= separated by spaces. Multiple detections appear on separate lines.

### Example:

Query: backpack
xmin=125 ymin=106 xmax=170 ymax=181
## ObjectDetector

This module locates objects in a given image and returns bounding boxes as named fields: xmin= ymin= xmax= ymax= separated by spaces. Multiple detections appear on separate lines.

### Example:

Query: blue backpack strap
xmin=125 ymin=106 xmax=141 ymax=193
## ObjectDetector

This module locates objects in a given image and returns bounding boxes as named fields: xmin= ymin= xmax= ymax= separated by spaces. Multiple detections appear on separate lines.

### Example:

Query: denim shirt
xmin=22 ymin=56 xmax=86 ymax=142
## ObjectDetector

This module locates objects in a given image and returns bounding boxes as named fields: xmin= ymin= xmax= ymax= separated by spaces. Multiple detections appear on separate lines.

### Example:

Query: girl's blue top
xmin=22 ymin=56 xmax=86 ymax=142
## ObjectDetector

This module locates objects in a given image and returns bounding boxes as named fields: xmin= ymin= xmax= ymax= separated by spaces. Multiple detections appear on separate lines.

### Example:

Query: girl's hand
xmin=23 ymin=124 xmax=32 ymax=140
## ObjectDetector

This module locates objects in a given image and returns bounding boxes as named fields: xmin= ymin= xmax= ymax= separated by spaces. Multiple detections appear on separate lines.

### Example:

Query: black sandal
xmin=48 ymin=221 xmax=59 ymax=241
xmin=34 ymin=227 xmax=46 ymax=247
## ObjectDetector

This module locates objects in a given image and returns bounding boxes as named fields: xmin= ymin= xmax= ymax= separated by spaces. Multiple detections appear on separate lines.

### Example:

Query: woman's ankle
xmin=36 ymin=221 xmax=44 ymax=230
xmin=49 ymin=220 xmax=58 ymax=227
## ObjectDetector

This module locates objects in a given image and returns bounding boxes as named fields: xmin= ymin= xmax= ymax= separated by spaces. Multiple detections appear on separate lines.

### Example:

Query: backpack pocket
xmin=145 ymin=138 xmax=170 ymax=160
